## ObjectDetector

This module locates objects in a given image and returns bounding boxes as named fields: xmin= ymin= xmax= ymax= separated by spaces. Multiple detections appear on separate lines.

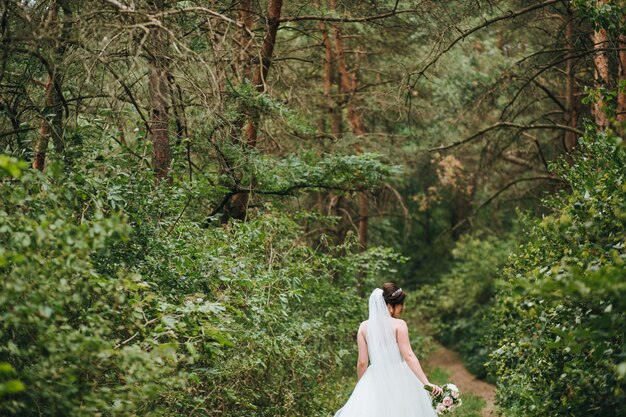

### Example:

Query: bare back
xmin=355 ymin=318 xmax=432 ymax=387
xmin=358 ymin=318 xmax=405 ymax=345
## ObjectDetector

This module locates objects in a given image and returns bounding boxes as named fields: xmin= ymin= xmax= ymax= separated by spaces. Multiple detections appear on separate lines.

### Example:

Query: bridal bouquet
xmin=424 ymin=383 xmax=462 ymax=414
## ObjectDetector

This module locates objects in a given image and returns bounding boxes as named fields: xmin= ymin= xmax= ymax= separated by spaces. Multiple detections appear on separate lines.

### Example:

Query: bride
xmin=334 ymin=282 xmax=442 ymax=417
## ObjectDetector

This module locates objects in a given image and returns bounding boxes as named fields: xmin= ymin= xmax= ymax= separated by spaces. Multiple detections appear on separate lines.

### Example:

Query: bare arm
xmin=356 ymin=322 xmax=369 ymax=380
xmin=396 ymin=320 xmax=443 ymax=395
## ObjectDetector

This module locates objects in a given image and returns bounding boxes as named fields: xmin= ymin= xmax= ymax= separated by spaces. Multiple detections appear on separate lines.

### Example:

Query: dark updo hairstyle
xmin=382 ymin=282 xmax=405 ymax=306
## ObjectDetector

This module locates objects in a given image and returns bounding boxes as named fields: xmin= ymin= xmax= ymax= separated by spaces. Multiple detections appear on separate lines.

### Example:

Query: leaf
xmin=0 ymin=380 xmax=25 ymax=395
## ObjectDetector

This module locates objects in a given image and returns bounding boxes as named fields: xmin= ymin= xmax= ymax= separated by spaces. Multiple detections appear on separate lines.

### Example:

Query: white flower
xmin=451 ymin=390 xmax=459 ymax=399
xmin=436 ymin=404 xmax=446 ymax=414
xmin=446 ymin=383 xmax=459 ymax=392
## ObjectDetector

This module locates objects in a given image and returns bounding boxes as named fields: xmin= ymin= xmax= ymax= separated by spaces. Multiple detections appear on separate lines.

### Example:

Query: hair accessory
xmin=391 ymin=288 xmax=403 ymax=297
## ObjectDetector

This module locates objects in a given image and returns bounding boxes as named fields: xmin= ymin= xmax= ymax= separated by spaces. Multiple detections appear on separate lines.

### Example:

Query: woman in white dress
xmin=334 ymin=283 xmax=442 ymax=417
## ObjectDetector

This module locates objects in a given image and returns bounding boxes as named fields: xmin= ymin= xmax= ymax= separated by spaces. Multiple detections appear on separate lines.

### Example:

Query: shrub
xmin=418 ymin=231 xmax=519 ymax=379
xmin=488 ymin=127 xmax=626 ymax=416
xmin=0 ymin=154 xmax=397 ymax=416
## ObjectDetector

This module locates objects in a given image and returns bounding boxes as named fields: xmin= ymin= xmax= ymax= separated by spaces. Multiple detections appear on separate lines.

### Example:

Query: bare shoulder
xmin=358 ymin=320 xmax=368 ymax=333
xmin=357 ymin=320 xmax=368 ymax=339
xmin=391 ymin=318 xmax=409 ymax=332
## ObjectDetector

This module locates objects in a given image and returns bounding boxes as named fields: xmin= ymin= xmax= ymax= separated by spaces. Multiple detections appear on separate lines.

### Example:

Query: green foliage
xmin=0 ymin=153 xmax=398 ymax=416
xmin=488 ymin=127 xmax=626 ymax=416
xmin=0 ymin=363 xmax=24 ymax=398
xmin=0 ymin=155 xmax=28 ymax=178
xmin=227 ymin=80 xmax=316 ymax=136
xmin=250 ymin=151 xmax=400 ymax=193
xmin=418 ymin=232 xmax=519 ymax=379
xmin=195 ymin=136 xmax=399 ymax=220
xmin=3 ymin=2 xmax=626 ymax=416
xmin=573 ymin=0 xmax=626 ymax=33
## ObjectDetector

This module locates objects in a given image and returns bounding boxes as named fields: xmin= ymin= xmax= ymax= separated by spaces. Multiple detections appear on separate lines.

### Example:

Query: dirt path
xmin=423 ymin=343 xmax=496 ymax=417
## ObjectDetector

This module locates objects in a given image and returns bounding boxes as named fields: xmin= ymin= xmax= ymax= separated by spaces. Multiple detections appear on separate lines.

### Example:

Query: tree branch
xmin=531 ymin=79 xmax=565 ymax=112
xmin=447 ymin=175 xmax=565 ymax=236
xmin=500 ymin=48 xmax=626 ymax=119
xmin=430 ymin=122 xmax=584 ymax=152
xmin=474 ymin=175 xmax=564 ymax=214
xmin=279 ymin=8 xmax=418 ymax=24
xmin=205 ymin=182 xmax=366 ymax=224
xmin=410 ymin=0 xmax=561 ymax=84
xmin=0 ymin=127 xmax=36 ymax=138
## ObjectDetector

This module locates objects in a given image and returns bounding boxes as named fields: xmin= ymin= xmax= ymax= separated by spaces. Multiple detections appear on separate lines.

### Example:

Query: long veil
xmin=334 ymin=288 xmax=437 ymax=417
xmin=367 ymin=288 xmax=398 ymax=366
xmin=364 ymin=289 xmax=407 ymax=413
xmin=366 ymin=288 xmax=400 ymax=366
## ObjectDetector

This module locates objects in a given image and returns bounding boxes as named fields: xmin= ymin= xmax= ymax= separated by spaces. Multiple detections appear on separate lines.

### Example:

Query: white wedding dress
xmin=334 ymin=289 xmax=437 ymax=417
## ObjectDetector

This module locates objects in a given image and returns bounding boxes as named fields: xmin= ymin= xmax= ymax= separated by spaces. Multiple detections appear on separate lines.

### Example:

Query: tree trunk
xmin=357 ymin=191 xmax=368 ymax=250
xmin=591 ymin=4 xmax=610 ymax=129
xmin=243 ymin=0 xmax=283 ymax=147
xmin=148 ymin=60 xmax=171 ymax=181
xmin=563 ymin=12 xmax=579 ymax=152
xmin=250 ymin=0 xmax=283 ymax=93
xmin=33 ymin=1 xmax=70 ymax=171
xmin=168 ymin=73 xmax=188 ymax=145
xmin=319 ymin=21 xmax=342 ymax=137
xmin=236 ymin=0 xmax=254 ymax=80
xmin=33 ymin=75 xmax=64 ymax=171
xmin=333 ymin=26 xmax=352 ymax=105
xmin=168 ymin=73 xmax=193 ymax=180
xmin=226 ymin=0 xmax=283 ymax=221
xmin=450 ymin=191 xmax=472 ymax=239
xmin=617 ymin=33 xmax=626 ymax=135
xmin=331 ymin=19 xmax=369 ymax=251
xmin=147 ymin=0 xmax=171 ymax=182
xmin=222 ymin=0 xmax=256 ymax=222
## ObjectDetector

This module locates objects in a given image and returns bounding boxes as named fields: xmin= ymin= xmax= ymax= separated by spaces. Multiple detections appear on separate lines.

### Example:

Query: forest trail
xmin=423 ymin=343 xmax=496 ymax=417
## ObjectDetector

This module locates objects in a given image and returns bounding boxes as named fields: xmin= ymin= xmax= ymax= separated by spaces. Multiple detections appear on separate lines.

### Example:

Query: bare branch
xmin=383 ymin=182 xmax=409 ymax=221
xmin=0 ymin=127 xmax=36 ymax=138
xmin=531 ymin=79 xmax=565 ymax=112
xmin=279 ymin=8 xmax=417 ymax=24
xmin=155 ymin=7 xmax=254 ymax=38
xmin=430 ymin=122 xmax=584 ymax=152
xmin=448 ymin=175 xmax=566 ymax=236
xmin=474 ymin=176 xmax=564 ymax=214
xmin=410 ymin=0 xmax=561 ymax=84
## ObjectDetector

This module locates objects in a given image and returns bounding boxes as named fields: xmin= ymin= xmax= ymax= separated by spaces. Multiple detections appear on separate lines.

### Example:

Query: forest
xmin=0 ymin=0 xmax=624 ymax=416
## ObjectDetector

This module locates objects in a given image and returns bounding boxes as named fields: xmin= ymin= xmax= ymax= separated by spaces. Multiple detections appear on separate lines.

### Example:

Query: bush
xmin=0 ymin=154 xmax=398 ymax=416
xmin=418 ymin=231 xmax=519 ymax=379
xmin=488 ymin=127 xmax=626 ymax=416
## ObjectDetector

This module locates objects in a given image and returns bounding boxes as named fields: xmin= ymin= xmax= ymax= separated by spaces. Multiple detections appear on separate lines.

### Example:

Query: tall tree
xmin=236 ymin=0 xmax=254 ymax=81
xmin=331 ymin=18 xmax=368 ymax=250
xmin=319 ymin=20 xmax=342 ymax=137
xmin=617 ymin=32 xmax=626 ymax=134
xmin=564 ymin=8 xmax=580 ymax=152
xmin=146 ymin=0 xmax=171 ymax=182
xmin=226 ymin=0 xmax=283 ymax=221
xmin=243 ymin=0 xmax=283 ymax=147
xmin=33 ymin=0 xmax=72 ymax=171
xmin=591 ymin=0 xmax=610 ymax=129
